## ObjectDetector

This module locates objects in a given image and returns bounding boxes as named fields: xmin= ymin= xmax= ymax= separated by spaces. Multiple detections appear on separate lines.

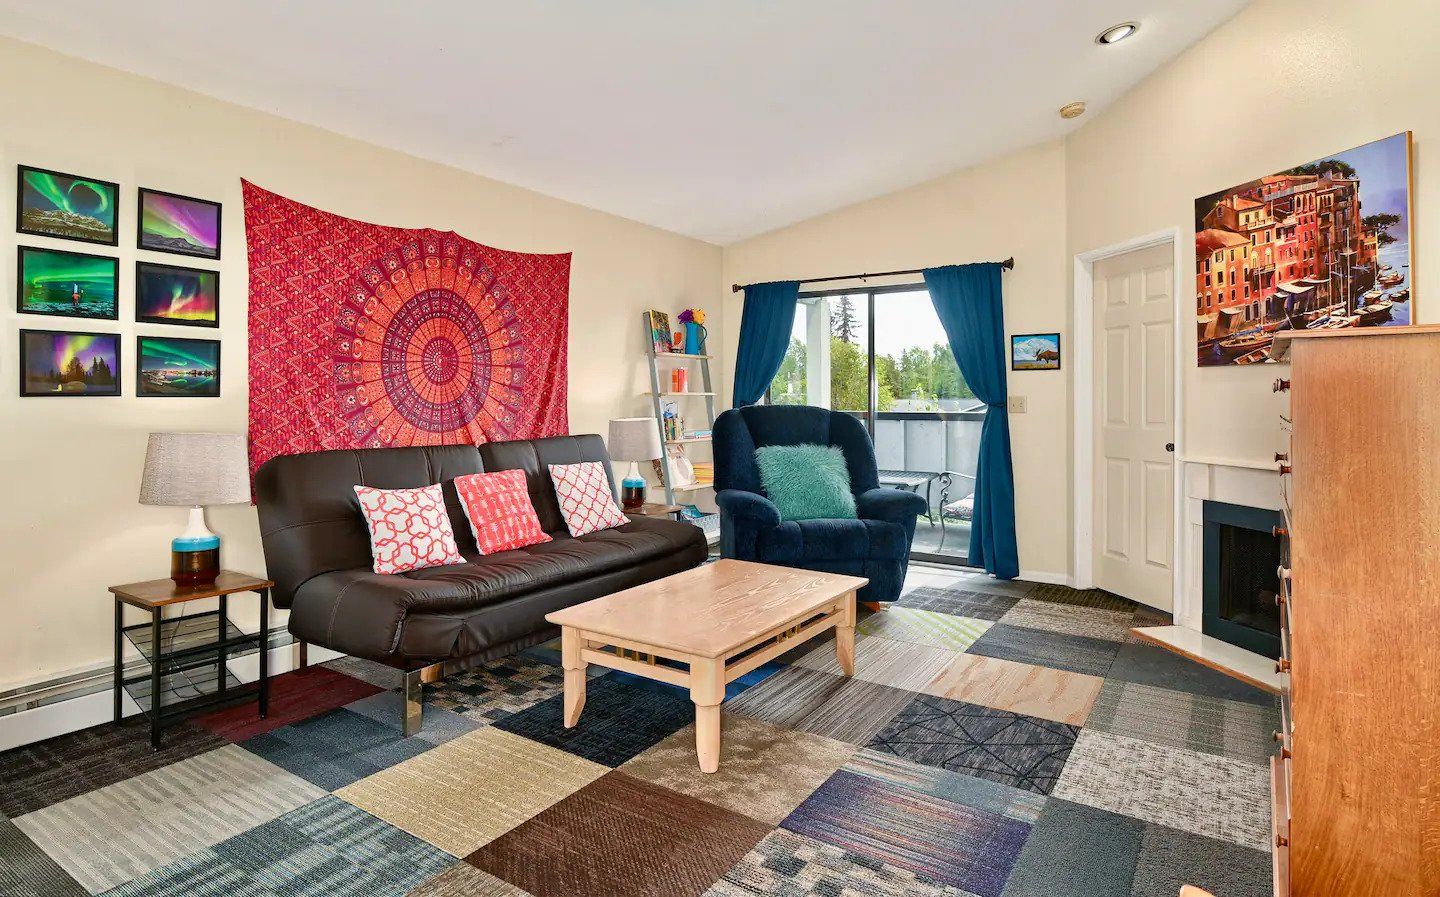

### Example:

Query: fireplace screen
xmin=1215 ymin=523 xmax=1281 ymax=636
xmin=1202 ymin=500 xmax=1283 ymax=658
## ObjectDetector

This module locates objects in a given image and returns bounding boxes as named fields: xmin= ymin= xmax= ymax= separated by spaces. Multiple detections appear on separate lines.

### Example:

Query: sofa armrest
xmin=716 ymin=489 xmax=782 ymax=528
xmin=856 ymin=487 xmax=927 ymax=524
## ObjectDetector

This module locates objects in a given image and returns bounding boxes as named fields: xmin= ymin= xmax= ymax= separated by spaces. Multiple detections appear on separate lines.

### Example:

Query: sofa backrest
xmin=254 ymin=434 xmax=614 ymax=607
xmin=713 ymin=405 xmax=880 ymax=496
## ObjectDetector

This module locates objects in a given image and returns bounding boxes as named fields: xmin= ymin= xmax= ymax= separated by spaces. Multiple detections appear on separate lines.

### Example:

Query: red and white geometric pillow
xmin=353 ymin=483 xmax=465 ymax=575
xmin=549 ymin=461 xmax=630 ymax=537
xmin=454 ymin=470 xmax=552 ymax=554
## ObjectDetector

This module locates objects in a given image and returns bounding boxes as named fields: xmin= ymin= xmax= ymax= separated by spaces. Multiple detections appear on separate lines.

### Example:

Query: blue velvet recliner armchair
xmin=713 ymin=405 xmax=927 ymax=604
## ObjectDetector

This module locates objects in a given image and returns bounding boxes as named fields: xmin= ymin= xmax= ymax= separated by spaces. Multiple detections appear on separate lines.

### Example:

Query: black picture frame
xmin=16 ymin=164 xmax=120 ymax=246
xmin=136 ymin=335 xmax=222 ymax=398
xmin=137 ymin=187 xmax=222 ymax=260
xmin=19 ymin=328 xmax=122 ymax=397
xmin=16 ymin=245 xmax=121 ymax=321
xmin=1010 ymin=333 xmax=1062 ymax=371
xmin=135 ymin=261 xmax=221 ymax=328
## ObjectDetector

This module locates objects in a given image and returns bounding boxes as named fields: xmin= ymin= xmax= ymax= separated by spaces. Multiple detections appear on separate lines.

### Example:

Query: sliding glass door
xmin=769 ymin=286 xmax=981 ymax=565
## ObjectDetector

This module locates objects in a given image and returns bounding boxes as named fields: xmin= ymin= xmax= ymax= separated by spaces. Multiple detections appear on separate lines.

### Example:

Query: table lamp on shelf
xmin=139 ymin=432 xmax=251 ymax=587
xmin=608 ymin=417 xmax=663 ymax=510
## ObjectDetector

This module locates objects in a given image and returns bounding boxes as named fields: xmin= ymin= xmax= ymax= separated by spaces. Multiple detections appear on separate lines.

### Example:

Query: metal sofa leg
xmin=403 ymin=668 xmax=424 ymax=737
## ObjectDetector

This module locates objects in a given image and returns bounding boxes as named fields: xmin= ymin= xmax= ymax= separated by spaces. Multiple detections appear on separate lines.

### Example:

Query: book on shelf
xmin=683 ymin=429 xmax=711 ymax=439
xmin=691 ymin=462 xmax=714 ymax=484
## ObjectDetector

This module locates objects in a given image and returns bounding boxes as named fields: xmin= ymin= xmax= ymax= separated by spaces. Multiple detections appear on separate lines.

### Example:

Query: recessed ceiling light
xmin=1096 ymin=22 xmax=1139 ymax=45
xmin=1059 ymin=101 xmax=1087 ymax=120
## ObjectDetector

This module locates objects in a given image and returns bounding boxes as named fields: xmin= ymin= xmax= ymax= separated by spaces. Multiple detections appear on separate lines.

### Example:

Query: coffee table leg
xmin=691 ymin=657 xmax=725 ymax=773
xmin=836 ymin=592 xmax=857 ymax=677
xmin=561 ymin=626 xmax=586 ymax=727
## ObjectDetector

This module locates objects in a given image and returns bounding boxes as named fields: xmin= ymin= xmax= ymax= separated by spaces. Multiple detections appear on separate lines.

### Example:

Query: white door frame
xmin=1072 ymin=227 xmax=1186 ymax=611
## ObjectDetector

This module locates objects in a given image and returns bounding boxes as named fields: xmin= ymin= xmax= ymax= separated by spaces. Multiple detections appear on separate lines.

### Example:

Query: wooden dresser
xmin=1270 ymin=325 xmax=1440 ymax=896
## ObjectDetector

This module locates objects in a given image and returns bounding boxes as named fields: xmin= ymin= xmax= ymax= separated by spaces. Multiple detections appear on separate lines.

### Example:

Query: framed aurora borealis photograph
xmin=20 ymin=330 xmax=121 ymax=397
xmin=17 ymin=246 xmax=120 ymax=320
xmin=136 ymin=261 xmax=220 ymax=328
xmin=17 ymin=164 xmax=119 ymax=245
xmin=137 ymin=187 xmax=222 ymax=259
xmin=137 ymin=335 xmax=221 ymax=397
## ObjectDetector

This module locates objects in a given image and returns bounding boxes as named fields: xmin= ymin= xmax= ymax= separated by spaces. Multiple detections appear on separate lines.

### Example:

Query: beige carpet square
xmin=794 ymin=633 xmax=956 ymax=691
xmin=337 ymin=727 xmax=607 ymax=856
xmin=622 ymin=715 xmax=857 ymax=824
xmin=922 ymin=652 xmax=1104 ymax=726
xmin=999 ymin=598 xmax=1135 ymax=642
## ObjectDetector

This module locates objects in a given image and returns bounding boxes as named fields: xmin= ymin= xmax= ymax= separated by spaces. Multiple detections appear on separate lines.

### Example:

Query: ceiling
xmin=0 ymin=1 xmax=1248 ymax=244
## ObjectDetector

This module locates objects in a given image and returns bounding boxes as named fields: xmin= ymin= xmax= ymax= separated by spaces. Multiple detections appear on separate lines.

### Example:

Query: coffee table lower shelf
xmin=556 ymin=593 xmax=856 ymax=773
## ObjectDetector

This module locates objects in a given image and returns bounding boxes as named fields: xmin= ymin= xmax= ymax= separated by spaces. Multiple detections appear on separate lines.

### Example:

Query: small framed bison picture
xmin=1011 ymin=333 xmax=1061 ymax=371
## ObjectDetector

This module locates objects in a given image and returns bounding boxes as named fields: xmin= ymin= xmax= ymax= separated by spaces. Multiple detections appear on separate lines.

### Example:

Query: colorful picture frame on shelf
xmin=20 ymin=329 xmax=122 ymax=397
xmin=646 ymin=309 xmax=674 ymax=354
xmin=136 ymin=261 xmax=220 ymax=327
xmin=17 ymin=164 xmax=120 ymax=246
xmin=17 ymin=245 xmax=120 ymax=320
xmin=137 ymin=335 xmax=221 ymax=397
xmin=1011 ymin=333 xmax=1061 ymax=370
xmin=138 ymin=187 xmax=222 ymax=259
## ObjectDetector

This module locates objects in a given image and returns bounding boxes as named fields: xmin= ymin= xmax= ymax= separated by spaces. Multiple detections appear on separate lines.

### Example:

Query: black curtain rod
xmin=730 ymin=257 xmax=1014 ymax=293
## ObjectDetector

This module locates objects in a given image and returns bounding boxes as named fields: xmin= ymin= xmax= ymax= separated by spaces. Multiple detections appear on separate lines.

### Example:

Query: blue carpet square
xmin=102 ymin=796 xmax=453 ymax=896
xmin=781 ymin=768 xmax=1031 ymax=897
xmin=241 ymin=708 xmax=436 ymax=791
xmin=998 ymin=797 xmax=1144 ymax=897
xmin=493 ymin=674 xmax=695 ymax=766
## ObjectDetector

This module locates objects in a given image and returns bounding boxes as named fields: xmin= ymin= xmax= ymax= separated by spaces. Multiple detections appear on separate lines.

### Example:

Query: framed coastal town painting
xmin=1011 ymin=333 xmax=1061 ymax=370
xmin=1194 ymin=131 xmax=1413 ymax=367
xmin=137 ymin=188 xmax=222 ymax=259
xmin=20 ymin=330 xmax=121 ymax=397
xmin=137 ymin=336 xmax=221 ymax=397
xmin=136 ymin=261 xmax=220 ymax=327
xmin=17 ymin=246 xmax=120 ymax=320
xmin=16 ymin=165 xmax=120 ymax=246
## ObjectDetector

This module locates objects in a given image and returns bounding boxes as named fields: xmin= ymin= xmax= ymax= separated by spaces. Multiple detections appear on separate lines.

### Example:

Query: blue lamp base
xmin=171 ymin=507 xmax=220 ymax=586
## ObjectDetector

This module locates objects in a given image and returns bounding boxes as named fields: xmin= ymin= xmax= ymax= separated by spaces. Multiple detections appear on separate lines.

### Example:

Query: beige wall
xmin=722 ymin=141 xmax=1072 ymax=580
xmin=1067 ymin=0 xmax=1437 ymax=464
xmin=0 ymin=37 xmax=722 ymax=690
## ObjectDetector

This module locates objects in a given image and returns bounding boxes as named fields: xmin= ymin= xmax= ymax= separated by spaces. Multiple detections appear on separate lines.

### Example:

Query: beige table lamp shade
xmin=139 ymin=432 xmax=250 ymax=507
xmin=607 ymin=418 xmax=663 ymax=462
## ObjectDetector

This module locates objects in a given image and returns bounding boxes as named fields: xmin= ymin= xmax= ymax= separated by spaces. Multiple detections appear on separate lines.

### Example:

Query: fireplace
xmin=1202 ymin=500 xmax=1282 ymax=658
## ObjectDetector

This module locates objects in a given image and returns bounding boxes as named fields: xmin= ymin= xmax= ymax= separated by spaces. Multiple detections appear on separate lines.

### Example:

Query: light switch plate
xmin=1007 ymin=395 xmax=1027 ymax=413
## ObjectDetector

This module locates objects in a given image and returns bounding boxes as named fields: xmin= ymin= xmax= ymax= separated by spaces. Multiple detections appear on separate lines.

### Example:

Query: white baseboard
xmin=0 ymin=643 xmax=344 ymax=752
xmin=1017 ymin=569 xmax=1072 ymax=586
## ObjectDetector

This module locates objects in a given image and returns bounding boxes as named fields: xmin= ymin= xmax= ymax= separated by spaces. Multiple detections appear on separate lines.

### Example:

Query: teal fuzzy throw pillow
xmin=754 ymin=444 xmax=857 ymax=521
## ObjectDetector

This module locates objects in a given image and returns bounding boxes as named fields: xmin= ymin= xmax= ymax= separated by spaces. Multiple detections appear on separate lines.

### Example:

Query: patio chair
xmin=936 ymin=470 xmax=977 ymax=552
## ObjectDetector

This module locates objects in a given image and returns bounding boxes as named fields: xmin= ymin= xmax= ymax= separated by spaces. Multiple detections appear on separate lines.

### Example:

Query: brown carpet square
xmin=467 ymin=771 xmax=770 ymax=897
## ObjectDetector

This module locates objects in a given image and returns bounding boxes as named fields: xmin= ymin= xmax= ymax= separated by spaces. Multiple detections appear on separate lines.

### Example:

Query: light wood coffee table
xmin=546 ymin=559 xmax=868 ymax=773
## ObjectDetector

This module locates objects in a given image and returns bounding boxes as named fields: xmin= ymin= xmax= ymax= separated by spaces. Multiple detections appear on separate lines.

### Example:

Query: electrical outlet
xmin=1007 ymin=395 xmax=1027 ymax=414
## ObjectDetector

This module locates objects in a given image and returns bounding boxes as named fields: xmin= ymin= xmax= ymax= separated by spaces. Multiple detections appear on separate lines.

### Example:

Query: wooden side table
xmin=625 ymin=502 xmax=684 ymax=521
xmin=109 ymin=571 xmax=275 ymax=748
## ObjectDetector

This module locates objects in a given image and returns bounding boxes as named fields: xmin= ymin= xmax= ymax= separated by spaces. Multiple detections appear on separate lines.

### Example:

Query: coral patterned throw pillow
xmin=353 ymin=483 xmax=465 ymax=575
xmin=549 ymin=461 xmax=630 ymax=537
xmin=454 ymin=470 xmax=552 ymax=554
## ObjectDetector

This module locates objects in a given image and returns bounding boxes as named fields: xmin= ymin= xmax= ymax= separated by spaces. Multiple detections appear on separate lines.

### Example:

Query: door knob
xmin=1165 ymin=443 xmax=1175 ymax=453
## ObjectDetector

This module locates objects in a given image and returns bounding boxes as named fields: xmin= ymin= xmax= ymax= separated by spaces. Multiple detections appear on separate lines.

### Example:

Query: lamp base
xmin=621 ymin=461 xmax=646 ymax=510
xmin=172 ymin=507 xmax=220 ymax=587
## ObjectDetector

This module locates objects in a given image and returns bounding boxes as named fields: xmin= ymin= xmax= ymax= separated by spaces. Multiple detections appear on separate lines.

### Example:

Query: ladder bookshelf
xmin=644 ymin=313 xmax=718 ymax=543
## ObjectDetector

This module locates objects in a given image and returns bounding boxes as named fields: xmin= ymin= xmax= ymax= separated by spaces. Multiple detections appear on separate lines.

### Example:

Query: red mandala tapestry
xmin=242 ymin=181 xmax=570 ymax=479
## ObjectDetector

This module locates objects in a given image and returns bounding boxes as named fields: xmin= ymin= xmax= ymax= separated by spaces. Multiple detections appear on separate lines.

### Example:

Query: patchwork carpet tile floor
xmin=0 ymin=573 xmax=1275 ymax=897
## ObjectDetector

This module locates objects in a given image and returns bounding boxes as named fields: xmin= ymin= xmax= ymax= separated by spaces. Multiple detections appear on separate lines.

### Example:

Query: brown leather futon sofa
xmin=254 ymin=435 xmax=708 ymax=734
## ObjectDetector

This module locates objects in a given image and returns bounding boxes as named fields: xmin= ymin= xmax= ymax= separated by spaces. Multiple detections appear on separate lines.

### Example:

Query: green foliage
xmin=1364 ymin=212 xmax=1402 ymax=247
xmin=831 ymin=296 xmax=859 ymax=343
xmin=770 ymin=334 xmax=970 ymax=412
xmin=1288 ymin=159 xmax=1358 ymax=179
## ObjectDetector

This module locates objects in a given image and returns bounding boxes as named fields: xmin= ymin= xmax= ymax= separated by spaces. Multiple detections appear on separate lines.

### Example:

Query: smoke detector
xmin=1059 ymin=102 xmax=1087 ymax=120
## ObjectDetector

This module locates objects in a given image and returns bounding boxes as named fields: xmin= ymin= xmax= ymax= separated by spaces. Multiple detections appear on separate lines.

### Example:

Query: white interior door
xmin=1093 ymin=243 xmax=1175 ymax=608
